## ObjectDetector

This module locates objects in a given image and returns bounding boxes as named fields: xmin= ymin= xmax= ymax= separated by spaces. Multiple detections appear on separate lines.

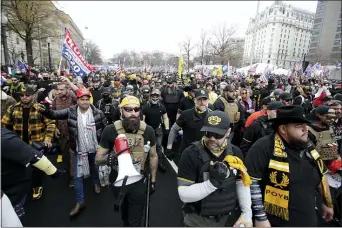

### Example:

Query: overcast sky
xmin=55 ymin=1 xmax=318 ymax=59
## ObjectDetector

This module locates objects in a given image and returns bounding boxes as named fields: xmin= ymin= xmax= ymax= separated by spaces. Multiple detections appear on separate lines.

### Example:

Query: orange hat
xmin=76 ymin=88 xmax=91 ymax=98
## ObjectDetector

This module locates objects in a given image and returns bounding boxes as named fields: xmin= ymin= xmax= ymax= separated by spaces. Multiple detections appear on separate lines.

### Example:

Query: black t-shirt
xmin=142 ymin=103 xmax=167 ymax=130
xmin=1 ymin=128 xmax=40 ymax=204
xmin=22 ymin=107 xmax=30 ymax=144
xmin=245 ymin=134 xmax=322 ymax=227
xmin=179 ymin=97 xmax=195 ymax=112
xmin=99 ymin=122 xmax=156 ymax=150
xmin=178 ymin=141 xmax=244 ymax=184
xmin=176 ymin=108 xmax=209 ymax=152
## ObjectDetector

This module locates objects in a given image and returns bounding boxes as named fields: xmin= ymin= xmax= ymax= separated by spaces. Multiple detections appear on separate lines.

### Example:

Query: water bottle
xmin=144 ymin=141 xmax=151 ymax=153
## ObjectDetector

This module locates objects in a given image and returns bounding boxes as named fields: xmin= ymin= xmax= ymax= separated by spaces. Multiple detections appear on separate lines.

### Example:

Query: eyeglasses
xmin=20 ymin=94 xmax=32 ymax=97
xmin=204 ymin=131 xmax=225 ymax=139
xmin=123 ymin=107 xmax=141 ymax=113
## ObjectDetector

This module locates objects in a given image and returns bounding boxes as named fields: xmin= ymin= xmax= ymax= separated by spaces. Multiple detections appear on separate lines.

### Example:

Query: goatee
xmin=122 ymin=117 xmax=140 ymax=133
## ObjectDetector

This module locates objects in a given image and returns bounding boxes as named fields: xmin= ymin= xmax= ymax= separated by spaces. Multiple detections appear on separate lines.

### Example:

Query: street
xmin=21 ymin=153 xmax=183 ymax=227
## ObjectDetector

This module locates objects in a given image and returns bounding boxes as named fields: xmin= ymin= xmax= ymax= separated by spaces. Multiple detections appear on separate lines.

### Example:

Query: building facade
xmin=307 ymin=1 xmax=341 ymax=65
xmin=243 ymin=1 xmax=315 ymax=69
xmin=1 ymin=5 xmax=84 ymax=69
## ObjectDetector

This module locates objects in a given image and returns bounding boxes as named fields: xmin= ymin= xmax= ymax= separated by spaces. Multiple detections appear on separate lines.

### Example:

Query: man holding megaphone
xmin=96 ymin=95 xmax=157 ymax=227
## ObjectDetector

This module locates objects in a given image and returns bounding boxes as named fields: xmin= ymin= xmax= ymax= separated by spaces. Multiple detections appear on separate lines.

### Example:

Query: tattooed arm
xmin=95 ymin=146 xmax=110 ymax=165
xmin=149 ymin=145 xmax=158 ymax=182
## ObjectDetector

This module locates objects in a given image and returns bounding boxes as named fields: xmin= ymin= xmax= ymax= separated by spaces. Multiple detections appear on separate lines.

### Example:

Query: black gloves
xmin=150 ymin=182 xmax=156 ymax=195
xmin=164 ymin=149 xmax=174 ymax=160
xmin=107 ymin=152 xmax=118 ymax=166
xmin=209 ymin=161 xmax=229 ymax=188
xmin=50 ymin=169 xmax=66 ymax=179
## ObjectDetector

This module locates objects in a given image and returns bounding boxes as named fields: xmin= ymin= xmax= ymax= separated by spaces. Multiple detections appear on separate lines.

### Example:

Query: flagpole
xmin=58 ymin=27 xmax=67 ymax=74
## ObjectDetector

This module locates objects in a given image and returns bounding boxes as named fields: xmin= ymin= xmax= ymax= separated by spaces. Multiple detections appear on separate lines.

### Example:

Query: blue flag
xmin=17 ymin=60 xmax=27 ymax=71
xmin=222 ymin=64 xmax=228 ymax=74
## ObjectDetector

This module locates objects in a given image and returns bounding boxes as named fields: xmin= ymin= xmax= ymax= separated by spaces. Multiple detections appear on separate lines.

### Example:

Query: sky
xmin=54 ymin=1 xmax=318 ymax=60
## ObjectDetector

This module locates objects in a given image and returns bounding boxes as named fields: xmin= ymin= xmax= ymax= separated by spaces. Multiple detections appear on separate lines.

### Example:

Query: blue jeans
xmin=74 ymin=153 xmax=100 ymax=204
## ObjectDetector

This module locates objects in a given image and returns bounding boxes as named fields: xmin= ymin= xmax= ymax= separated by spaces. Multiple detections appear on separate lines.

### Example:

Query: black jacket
xmin=43 ymin=104 xmax=107 ymax=151
xmin=241 ymin=115 xmax=273 ymax=156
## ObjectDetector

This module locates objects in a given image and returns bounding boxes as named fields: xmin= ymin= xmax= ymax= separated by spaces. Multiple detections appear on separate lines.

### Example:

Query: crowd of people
xmin=1 ymin=67 xmax=342 ymax=227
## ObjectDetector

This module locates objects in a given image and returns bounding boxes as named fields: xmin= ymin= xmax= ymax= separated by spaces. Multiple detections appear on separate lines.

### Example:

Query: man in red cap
xmin=38 ymin=87 xmax=107 ymax=217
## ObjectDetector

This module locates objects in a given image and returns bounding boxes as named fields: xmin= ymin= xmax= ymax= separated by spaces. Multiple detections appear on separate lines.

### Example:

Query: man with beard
xmin=37 ymin=88 xmax=106 ymax=217
xmin=166 ymin=89 xmax=211 ymax=163
xmin=240 ymin=101 xmax=284 ymax=156
xmin=52 ymin=83 xmax=77 ymax=186
xmin=293 ymin=86 xmax=314 ymax=114
xmin=112 ymin=77 xmax=125 ymax=95
xmin=161 ymin=77 xmax=184 ymax=129
xmin=96 ymin=86 xmax=120 ymax=125
xmin=326 ymin=100 xmax=342 ymax=155
xmin=177 ymin=111 xmax=253 ymax=227
xmin=95 ymin=96 xmax=158 ymax=227
xmin=213 ymin=85 xmax=245 ymax=146
xmin=1 ymin=84 xmax=56 ymax=200
xmin=245 ymin=105 xmax=334 ymax=227
xmin=90 ymin=75 xmax=103 ymax=105
xmin=142 ymin=89 xmax=169 ymax=172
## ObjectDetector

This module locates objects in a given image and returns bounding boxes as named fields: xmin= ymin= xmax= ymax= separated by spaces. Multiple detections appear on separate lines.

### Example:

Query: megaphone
xmin=114 ymin=134 xmax=143 ymax=187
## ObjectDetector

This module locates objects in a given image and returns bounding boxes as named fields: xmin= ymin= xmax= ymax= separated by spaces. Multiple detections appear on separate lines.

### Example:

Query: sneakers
xmin=57 ymin=155 xmax=63 ymax=163
xmin=32 ymin=186 xmax=43 ymax=200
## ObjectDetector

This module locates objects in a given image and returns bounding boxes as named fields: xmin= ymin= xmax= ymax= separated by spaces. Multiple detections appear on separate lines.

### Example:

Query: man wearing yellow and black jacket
xmin=1 ymin=84 xmax=56 ymax=200
xmin=245 ymin=105 xmax=334 ymax=227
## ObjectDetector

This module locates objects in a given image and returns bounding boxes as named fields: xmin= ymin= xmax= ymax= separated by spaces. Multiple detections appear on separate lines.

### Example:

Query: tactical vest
xmin=219 ymin=96 xmax=240 ymax=124
xmin=163 ymin=88 xmax=182 ymax=104
xmin=308 ymin=126 xmax=338 ymax=160
xmin=189 ymin=141 xmax=238 ymax=216
xmin=114 ymin=120 xmax=147 ymax=172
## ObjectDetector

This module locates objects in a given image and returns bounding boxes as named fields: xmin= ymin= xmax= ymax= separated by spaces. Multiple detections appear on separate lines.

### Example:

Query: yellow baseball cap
xmin=120 ymin=96 xmax=140 ymax=107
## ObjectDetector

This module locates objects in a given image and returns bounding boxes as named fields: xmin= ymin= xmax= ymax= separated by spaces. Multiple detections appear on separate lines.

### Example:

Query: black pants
xmin=31 ymin=167 xmax=44 ymax=188
xmin=113 ymin=179 xmax=147 ymax=227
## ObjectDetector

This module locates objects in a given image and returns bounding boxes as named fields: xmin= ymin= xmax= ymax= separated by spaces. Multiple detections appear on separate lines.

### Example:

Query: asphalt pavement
xmin=21 ymin=148 xmax=183 ymax=227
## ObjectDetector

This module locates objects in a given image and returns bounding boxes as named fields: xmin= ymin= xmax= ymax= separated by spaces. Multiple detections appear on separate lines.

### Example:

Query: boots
xmin=158 ymin=152 xmax=166 ymax=173
xmin=69 ymin=203 xmax=85 ymax=217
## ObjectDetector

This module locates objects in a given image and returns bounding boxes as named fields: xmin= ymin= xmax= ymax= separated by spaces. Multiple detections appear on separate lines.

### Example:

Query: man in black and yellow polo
xmin=245 ymin=105 xmax=334 ymax=227
xmin=178 ymin=111 xmax=253 ymax=227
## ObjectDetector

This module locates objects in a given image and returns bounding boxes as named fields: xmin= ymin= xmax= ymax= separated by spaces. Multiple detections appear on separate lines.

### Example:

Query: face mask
xmin=151 ymin=98 xmax=159 ymax=105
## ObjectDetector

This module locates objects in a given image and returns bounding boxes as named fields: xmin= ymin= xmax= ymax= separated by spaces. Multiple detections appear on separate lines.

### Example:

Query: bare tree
xmin=179 ymin=37 xmax=195 ymax=72
xmin=2 ymin=1 xmax=67 ymax=66
xmin=210 ymin=22 xmax=237 ymax=64
xmin=8 ymin=47 xmax=20 ymax=64
xmin=197 ymin=29 xmax=211 ymax=65
xmin=84 ymin=40 xmax=103 ymax=65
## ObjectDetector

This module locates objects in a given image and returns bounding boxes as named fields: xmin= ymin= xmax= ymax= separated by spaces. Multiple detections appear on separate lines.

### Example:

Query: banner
xmin=61 ymin=29 xmax=93 ymax=77
xmin=178 ymin=56 xmax=183 ymax=79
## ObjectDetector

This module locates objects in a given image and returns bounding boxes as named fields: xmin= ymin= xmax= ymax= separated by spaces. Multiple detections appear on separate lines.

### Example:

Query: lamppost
xmin=46 ymin=37 xmax=52 ymax=70
xmin=1 ymin=14 xmax=10 ymax=65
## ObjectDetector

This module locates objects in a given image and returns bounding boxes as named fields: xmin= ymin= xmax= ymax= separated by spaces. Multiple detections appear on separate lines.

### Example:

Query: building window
xmin=314 ymin=18 xmax=323 ymax=24
xmin=272 ymin=28 xmax=275 ymax=32
xmin=337 ymin=27 xmax=341 ymax=32
xmin=268 ymin=60 xmax=270 ymax=63
xmin=334 ymin=40 xmax=341 ymax=45
xmin=280 ymin=34 xmax=282 ymax=38
xmin=16 ymin=37 xmax=20 ymax=45
xmin=268 ymin=54 xmax=271 ymax=58
xmin=332 ymin=46 xmax=341 ymax=52
xmin=336 ymin=33 xmax=342 ymax=39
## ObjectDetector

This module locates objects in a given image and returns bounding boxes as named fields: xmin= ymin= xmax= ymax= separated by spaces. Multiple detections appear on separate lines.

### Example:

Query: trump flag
xmin=61 ymin=29 xmax=93 ymax=77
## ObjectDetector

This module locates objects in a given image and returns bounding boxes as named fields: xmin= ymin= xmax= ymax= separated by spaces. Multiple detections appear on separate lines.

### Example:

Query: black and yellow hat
xmin=201 ymin=111 xmax=230 ymax=135
xmin=21 ymin=84 xmax=36 ymax=95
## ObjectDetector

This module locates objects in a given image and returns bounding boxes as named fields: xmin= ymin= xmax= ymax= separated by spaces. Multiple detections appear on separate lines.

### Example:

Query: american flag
xmin=116 ymin=67 xmax=122 ymax=76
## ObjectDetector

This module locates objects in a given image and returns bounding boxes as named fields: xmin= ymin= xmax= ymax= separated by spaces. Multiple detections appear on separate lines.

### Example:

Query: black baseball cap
xmin=261 ymin=96 xmax=276 ymax=106
xmin=21 ymin=84 xmax=36 ymax=95
xmin=279 ymin=92 xmax=292 ymax=100
xmin=268 ymin=101 xmax=284 ymax=110
xmin=194 ymin=89 xmax=209 ymax=99
xmin=315 ymin=105 xmax=336 ymax=117
xmin=201 ymin=111 xmax=230 ymax=135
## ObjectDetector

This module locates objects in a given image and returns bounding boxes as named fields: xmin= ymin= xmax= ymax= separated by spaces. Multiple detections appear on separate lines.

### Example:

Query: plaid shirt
xmin=1 ymin=102 xmax=56 ymax=144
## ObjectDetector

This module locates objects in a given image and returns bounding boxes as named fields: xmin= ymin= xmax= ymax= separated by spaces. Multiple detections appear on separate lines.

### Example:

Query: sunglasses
xmin=284 ymin=99 xmax=292 ymax=102
xmin=20 ymin=94 xmax=33 ymax=97
xmin=151 ymin=95 xmax=159 ymax=98
xmin=204 ymin=131 xmax=225 ymax=139
xmin=123 ymin=107 xmax=141 ymax=113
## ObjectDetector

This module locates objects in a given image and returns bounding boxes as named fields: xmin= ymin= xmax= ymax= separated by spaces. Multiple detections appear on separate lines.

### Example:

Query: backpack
xmin=219 ymin=96 xmax=240 ymax=124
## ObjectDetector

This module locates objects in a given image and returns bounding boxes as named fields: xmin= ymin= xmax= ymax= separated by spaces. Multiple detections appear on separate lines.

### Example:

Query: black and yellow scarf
xmin=264 ymin=133 xmax=332 ymax=221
